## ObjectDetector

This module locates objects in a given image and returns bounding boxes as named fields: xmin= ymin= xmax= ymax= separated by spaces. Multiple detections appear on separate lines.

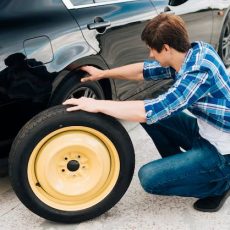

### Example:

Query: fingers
xmin=80 ymin=65 xmax=90 ymax=72
xmin=62 ymin=97 xmax=88 ymax=106
xmin=80 ymin=66 xmax=94 ymax=82
xmin=63 ymin=98 xmax=81 ymax=112
xmin=81 ymin=76 xmax=92 ymax=82
xmin=80 ymin=65 xmax=103 ymax=82
xmin=66 ymin=106 xmax=80 ymax=112
xmin=80 ymin=66 xmax=91 ymax=82
xmin=62 ymin=98 xmax=78 ymax=105
xmin=63 ymin=97 xmax=98 ymax=113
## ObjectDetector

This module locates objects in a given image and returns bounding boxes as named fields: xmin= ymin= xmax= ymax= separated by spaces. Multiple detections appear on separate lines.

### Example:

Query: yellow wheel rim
xmin=27 ymin=126 xmax=120 ymax=211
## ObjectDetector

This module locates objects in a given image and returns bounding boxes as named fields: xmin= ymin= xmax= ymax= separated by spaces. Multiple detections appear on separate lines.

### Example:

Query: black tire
xmin=49 ymin=72 xmax=105 ymax=106
xmin=9 ymin=105 xmax=135 ymax=223
xmin=218 ymin=12 xmax=230 ymax=67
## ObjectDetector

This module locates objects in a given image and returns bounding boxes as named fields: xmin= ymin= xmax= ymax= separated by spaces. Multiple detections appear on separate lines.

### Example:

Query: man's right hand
xmin=80 ymin=66 xmax=105 ymax=82
xmin=80 ymin=62 xmax=144 ymax=82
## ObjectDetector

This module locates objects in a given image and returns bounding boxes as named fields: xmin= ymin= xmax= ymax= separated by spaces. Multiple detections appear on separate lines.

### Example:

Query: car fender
xmin=50 ymin=55 xmax=116 ymax=102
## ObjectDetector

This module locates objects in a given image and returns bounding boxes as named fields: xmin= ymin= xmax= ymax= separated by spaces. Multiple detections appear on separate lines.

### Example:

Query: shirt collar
xmin=177 ymin=42 xmax=200 ymax=76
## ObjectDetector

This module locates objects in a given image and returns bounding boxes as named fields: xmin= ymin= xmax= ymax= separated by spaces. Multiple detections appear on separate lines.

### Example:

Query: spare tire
xmin=9 ymin=105 xmax=135 ymax=223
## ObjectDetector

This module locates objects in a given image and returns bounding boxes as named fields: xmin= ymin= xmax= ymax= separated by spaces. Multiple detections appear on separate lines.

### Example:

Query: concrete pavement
xmin=0 ymin=121 xmax=230 ymax=230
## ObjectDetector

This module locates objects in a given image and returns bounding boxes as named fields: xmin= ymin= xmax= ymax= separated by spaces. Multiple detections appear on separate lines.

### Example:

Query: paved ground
xmin=1 ymin=121 xmax=230 ymax=230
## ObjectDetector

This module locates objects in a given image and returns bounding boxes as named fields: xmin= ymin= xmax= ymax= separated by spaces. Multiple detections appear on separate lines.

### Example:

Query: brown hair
xmin=141 ymin=14 xmax=190 ymax=53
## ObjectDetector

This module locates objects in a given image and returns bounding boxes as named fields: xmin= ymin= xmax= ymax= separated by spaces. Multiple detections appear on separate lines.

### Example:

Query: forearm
xmin=98 ymin=100 xmax=146 ymax=122
xmin=63 ymin=97 xmax=147 ymax=123
xmin=104 ymin=63 xmax=144 ymax=81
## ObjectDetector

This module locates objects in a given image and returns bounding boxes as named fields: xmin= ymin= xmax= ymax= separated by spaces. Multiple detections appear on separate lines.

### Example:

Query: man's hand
xmin=80 ymin=63 xmax=144 ymax=82
xmin=80 ymin=66 xmax=105 ymax=82
xmin=63 ymin=97 xmax=101 ymax=113
xmin=63 ymin=97 xmax=146 ymax=123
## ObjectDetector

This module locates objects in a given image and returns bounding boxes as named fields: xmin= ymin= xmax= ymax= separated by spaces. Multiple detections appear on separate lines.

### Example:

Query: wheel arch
xmin=49 ymin=55 xmax=115 ymax=105
xmin=215 ymin=6 xmax=230 ymax=50
xmin=221 ymin=6 xmax=230 ymax=29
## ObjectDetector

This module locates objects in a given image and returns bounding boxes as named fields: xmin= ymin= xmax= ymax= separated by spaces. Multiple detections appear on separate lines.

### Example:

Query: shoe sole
xmin=193 ymin=190 xmax=230 ymax=212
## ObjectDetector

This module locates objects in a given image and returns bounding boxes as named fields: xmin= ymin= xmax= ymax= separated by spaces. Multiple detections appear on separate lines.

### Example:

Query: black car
xmin=1 ymin=0 xmax=230 ymax=223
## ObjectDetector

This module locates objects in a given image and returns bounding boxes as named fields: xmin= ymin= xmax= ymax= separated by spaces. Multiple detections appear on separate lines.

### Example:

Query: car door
xmin=150 ymin=0 xmax=213 ymax=43
xmin=66 ymin=0 xmax=159 ymax=100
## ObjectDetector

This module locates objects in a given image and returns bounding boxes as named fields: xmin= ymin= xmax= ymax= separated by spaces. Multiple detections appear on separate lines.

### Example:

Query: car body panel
xmin=68 ymin=0 xmax=160 ymax=100
xmin=0 ymin=0 xmax=93 ymax=155
xmin=151 ymin=0 xmax=213 ymax=44
xmin=0 ymin=0 xmax=230 ymax=159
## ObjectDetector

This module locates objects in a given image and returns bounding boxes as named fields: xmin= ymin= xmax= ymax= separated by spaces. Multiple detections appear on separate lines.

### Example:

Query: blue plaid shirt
xmin=144 ymin=41 xmax=230 ymax=133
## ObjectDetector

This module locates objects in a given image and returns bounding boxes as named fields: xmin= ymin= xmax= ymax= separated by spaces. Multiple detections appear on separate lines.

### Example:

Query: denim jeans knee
xmin=138 ymin=141 xmax=230 ymax=198
xmin=138 ymin=163 xmax=160 ymax=194
xmin=138 ymin=165 xmax=151 ymax=193
xmin=138 ymin=160 xmax=180 ymax=195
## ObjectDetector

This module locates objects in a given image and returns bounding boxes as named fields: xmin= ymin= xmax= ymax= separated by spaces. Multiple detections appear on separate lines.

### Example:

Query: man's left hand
xmin=63 ymin=97 xmax=101 ymax=113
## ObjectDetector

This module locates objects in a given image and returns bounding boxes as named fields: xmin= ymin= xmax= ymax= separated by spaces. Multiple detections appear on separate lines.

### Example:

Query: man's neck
xmin=170 ymin=51 xmax=187 ymax=73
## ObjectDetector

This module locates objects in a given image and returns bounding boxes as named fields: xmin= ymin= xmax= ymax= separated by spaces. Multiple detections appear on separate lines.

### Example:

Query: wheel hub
xmin=70 ymin=87 xmax=97 ymax=99
xmin=28 ymin=126 xmax=120 ymax=211
xmin=67 ymin=160 xmax=80 ymax=172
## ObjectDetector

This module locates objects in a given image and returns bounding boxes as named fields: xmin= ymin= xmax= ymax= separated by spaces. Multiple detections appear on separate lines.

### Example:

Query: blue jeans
xmin=139 ymin=112 xmax=230 ymax=198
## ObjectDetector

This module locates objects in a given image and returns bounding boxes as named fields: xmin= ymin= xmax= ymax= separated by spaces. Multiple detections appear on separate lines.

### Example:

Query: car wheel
xmin=9 ymin=105 xmax=135 ymax=223
xmin=49 ymin=72 xmax=105 ymax=106
xmin=218 ymin=12 xmax=230 ymax=67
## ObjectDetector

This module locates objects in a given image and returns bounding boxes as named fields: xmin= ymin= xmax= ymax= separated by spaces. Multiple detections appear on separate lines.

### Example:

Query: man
xmin=63 ymin=14 xmax=230 ymax=212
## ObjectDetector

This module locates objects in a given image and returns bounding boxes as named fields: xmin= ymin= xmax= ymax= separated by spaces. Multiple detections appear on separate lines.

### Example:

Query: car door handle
xmin=87 ymin=21 xmax=111 ymax=30
xmin=161 ymin=6 xmax=175 ymax=15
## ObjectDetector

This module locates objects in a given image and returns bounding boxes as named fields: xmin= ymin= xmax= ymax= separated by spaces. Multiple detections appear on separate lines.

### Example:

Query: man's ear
xmin=163 ymin=44 xmax=170 ymax=52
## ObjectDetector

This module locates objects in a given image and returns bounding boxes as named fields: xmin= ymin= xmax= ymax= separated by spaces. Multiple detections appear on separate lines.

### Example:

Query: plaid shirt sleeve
xmin=144 ymin=70 xmax=211 ymax=124
xmin=143 ymin=60 xmax=175 ymax=80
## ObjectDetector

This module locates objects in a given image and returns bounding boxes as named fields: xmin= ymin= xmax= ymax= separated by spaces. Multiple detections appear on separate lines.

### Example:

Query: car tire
xmin=218 ymin=11 xmax=230 ymax=67
xmin=9 ymin=105 xmax=135 ymax=223
xmin=49 ymin=72 xmax=105 ymax=106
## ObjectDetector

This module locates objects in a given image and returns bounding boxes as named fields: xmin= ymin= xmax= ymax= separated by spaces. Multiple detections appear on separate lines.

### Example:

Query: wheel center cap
xmin=67 ymin=160 xmax=80 ymax=172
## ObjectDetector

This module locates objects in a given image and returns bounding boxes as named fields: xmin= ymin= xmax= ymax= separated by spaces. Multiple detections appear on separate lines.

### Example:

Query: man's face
xmin=148 ymin=45 xmax=171 ymax=66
